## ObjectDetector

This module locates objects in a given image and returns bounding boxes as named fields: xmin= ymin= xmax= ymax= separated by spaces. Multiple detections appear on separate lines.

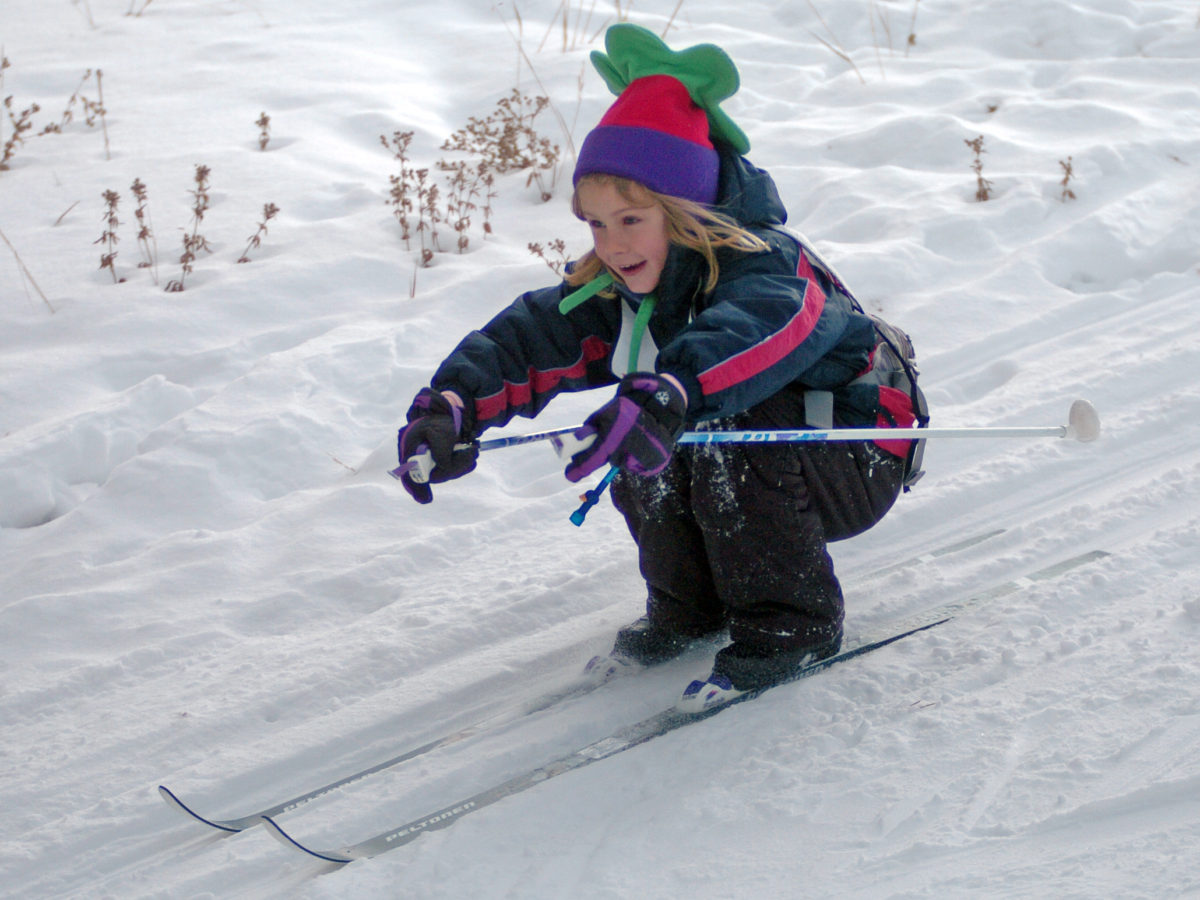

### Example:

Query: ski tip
xmin=260 ymin=815 xmax=354 ymax=864
xmin=157 ymin=784 xmax=243 ymax=834
xmin=1065 ymin=399 xmax=1101 ymax=443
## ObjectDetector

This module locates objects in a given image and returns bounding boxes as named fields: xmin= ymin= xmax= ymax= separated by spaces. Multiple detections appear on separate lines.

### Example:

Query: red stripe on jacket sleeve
xmin=696 ymin=274 xmax=826 ymax=398
xmin=473 ymin=335 xmax=612 ymax=425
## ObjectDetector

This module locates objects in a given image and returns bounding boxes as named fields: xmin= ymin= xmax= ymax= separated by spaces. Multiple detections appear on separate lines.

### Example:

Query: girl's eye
xmin=622 ymin=216 xmax=641 ymax=226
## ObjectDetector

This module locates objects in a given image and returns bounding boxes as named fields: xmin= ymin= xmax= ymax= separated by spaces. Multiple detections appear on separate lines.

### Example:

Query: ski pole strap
xmin=570 ymin=466 xmax=619 ymax=527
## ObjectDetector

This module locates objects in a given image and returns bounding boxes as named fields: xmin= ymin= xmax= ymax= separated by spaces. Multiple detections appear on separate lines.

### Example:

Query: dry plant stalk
xmin=804 ymin=0 xmax=865 ymax=84
xmin=256 ymin=112 xmax=270 ymax=150
xmin=540 ymin=0 xmax=600 ymax=52
xmin=414 ymin=167 xmax=439 ymax=266
xmin=55 ymin=200 xmax=80 ymax=226
xmin=528 ymin=238 xmax=569 ymax=276
xmin=130 ymin=178 xmax=159 ymax=282
xmin=870 ymin=0 xmax=894 ymax=50
xmin=441 ymin=159 xmax=494 ymax=253
xmin=492 ymin=6 xmax=578 ymax=162
xmin=92 ymin=69 xmax=111 ymax=160
xmin=1059 ymin=156 xmax=1076 ymax=201
xmin=1 ymin=97 xmax=39 ymax=170
xmin=868 ymin=0 xmax=889 ymax=78
xmin=126 ymin=0 xmax=155 ymax=15
xmin=2 ymin=54 xmax=41 ymax=171
xmin=539 ymin=0 xmax=612 ymax=52
xmin=72 ymin=0 xmax=97 ymax=28
xmin=1 ymin=225 xmax=55 ymax=312
xmin=40 ymin=69 xmax=109 ymax=157
xmin=965 ymin=135 xmax=994 ymax=201
xmin=96 ymin=189 xmax=124 ymax=283
xmin=442 ymin=161 xmax=474 ymax=254
xmin=907 ymin=0 xmax=920 ymax=55
xmin=166 ymin=164 xmax=213 ymax=292
xmin=2 ymin=64 xmax=111 ymax=170
xmin=385 ymin=129 xmax=498 ymax=265
xmin=386 ymin=89 xmax=558 ymax=285
xmin=40 ymin=70 xmax=92 ymax=135
xmin=383 ymin=130 xmax=416 ymax=249
xmin=662 ymin=0 xmax=686 ymax=36
xmin=238 ymin=202 xmax=280 ymax=263
xmin=441 ymin=88 xmax=560 ymax=202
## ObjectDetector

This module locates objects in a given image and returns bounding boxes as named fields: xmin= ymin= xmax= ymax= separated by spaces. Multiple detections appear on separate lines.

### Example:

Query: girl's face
xmin=576 ymin=180 xmax=670 ymax=294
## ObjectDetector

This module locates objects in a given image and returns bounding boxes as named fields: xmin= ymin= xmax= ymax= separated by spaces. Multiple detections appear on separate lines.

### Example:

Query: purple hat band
xmin=573 ymin=125 xmax=720 ymax=206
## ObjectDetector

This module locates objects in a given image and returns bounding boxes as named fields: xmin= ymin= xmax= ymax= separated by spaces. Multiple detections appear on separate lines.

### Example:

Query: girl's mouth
xmin=619 ymin=261 xmax=646 ymax=277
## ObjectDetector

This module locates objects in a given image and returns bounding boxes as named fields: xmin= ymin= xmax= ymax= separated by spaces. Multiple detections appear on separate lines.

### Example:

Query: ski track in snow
xmin=1 ymin=0 xmax=1199 ymax=897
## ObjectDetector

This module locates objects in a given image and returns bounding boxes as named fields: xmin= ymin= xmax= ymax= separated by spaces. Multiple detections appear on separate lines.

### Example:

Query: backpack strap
xmin=869 ymin=316 xmax=929 ymax=490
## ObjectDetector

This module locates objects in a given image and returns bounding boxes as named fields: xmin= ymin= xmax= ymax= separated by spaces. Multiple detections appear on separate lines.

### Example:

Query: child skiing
xmin=397 ymin=24 xmax=926 ymax=710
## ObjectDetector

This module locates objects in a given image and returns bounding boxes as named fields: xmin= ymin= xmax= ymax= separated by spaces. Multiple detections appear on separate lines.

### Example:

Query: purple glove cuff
xmin=411 ymin=390 xmax=464 ymax=434
xmin=626 ymin=375 xmax=661 ymax=393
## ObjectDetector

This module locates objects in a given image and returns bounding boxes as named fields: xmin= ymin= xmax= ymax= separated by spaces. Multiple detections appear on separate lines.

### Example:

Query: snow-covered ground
xmin=2 ymin=0 xmax=1199 ymax=896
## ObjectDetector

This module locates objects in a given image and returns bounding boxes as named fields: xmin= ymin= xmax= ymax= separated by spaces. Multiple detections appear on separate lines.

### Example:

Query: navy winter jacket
xmin=428 ymin=150 xmax=917 ymax=455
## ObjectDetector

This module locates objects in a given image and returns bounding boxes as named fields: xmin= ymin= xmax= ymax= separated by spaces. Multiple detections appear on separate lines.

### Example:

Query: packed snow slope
xmin=2 ymin=0 xmax=1199 ymax=897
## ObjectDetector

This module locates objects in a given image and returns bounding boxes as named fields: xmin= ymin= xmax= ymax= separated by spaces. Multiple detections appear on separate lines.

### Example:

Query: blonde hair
xmin=567 ymin=174 xmax=769 ymax=294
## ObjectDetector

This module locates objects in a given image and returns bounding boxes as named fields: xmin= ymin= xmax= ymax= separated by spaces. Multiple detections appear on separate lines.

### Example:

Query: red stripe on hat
xmin=597 ymin=75 xmax=713 ymax=148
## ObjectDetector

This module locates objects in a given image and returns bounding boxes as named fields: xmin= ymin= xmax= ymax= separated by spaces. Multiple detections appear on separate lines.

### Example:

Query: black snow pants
xmin=610 ymin=384 xmax=907 ymax=689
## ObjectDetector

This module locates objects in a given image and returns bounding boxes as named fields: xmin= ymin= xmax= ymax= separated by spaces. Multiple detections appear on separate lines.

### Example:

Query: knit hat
xmin=573 ymin=25 xmax=748 ymax=207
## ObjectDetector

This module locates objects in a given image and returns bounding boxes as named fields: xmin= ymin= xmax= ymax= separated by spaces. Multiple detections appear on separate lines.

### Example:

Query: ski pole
xmin=391 ymin=399 xmax=1099 ymax=484
xmin=390 ymin=426 xmax=580 ymax=483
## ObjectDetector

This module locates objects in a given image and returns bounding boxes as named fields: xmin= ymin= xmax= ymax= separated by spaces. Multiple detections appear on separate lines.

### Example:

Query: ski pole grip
xmin=388 ymin=443 xmax=474 ymax=484
xmin=550 ymin=430 xmax=597 ymax=460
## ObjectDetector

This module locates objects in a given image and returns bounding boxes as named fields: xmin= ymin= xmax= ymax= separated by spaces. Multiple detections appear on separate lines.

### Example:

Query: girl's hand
xmin=397 ymin=389 xmax=479 ymax=503
xmin=564 ymin=373 xmax=687 ymax=482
